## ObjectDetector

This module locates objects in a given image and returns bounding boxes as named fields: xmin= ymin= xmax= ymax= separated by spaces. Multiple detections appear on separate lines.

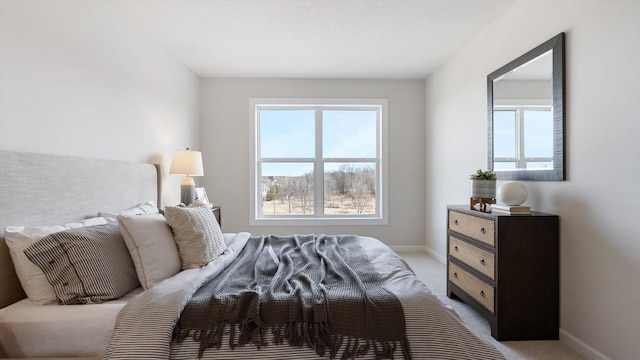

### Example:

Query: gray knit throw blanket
xmin=174 ymin=234 xmax=411 ymax=359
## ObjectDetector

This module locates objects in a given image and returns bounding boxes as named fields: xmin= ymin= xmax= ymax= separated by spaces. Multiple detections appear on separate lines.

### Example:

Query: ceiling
xmin=500 ymin=51 xmax=552 ymax=81
xmin=116 ymin=0 xmax=515 ymax=79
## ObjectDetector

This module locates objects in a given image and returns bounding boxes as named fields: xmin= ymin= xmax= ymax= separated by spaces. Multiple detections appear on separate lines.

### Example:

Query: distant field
xmin=261 ymin=193 xmax=375 ymax=215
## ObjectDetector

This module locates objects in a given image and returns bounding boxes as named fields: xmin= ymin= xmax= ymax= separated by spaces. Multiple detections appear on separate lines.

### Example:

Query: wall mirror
xmin=488 ymin=33 xmax=565 ymax=180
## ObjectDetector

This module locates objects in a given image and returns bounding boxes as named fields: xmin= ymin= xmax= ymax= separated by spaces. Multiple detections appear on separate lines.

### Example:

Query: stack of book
xmin=491 ymin=204 xmax=531 ymax=215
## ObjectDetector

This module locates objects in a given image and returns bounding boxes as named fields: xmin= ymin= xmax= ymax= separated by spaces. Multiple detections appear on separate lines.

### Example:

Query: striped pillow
xmin=23 ymin=223 xmax=139 ymax=304
xmin=164 ymin=206 xmax=226 ymax=269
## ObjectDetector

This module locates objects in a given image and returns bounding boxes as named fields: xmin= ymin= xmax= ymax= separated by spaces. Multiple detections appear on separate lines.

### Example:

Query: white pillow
xmin=117 ymin=213 xmax=181 ymax=289
xmin=99 ymin=201 xmax=159 ymax=218
xmin=4 ymin=217 xmax=112 ymax=304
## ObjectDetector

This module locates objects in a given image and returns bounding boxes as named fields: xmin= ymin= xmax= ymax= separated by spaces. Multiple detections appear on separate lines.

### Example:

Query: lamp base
xmin=180 ymin=177 xmax=195 ymax=205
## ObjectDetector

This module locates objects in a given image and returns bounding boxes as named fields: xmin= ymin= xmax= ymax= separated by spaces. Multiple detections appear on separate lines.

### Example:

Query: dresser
xmin=446 ymin=205 xmax=559 ymax=341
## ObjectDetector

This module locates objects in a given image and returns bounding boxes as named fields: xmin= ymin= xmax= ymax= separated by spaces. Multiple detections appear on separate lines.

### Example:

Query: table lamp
xmin=169 ymin=148 xmax=204 ymax=205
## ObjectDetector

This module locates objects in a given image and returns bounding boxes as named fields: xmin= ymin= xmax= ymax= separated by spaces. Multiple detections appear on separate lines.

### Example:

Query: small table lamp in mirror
xmin=170 ymin=148 xmax=204 ymax=205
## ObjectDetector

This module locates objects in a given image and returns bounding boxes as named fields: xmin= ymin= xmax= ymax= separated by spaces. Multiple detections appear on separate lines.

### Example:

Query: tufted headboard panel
xmin=0 ymin=150 xmax=160 ymax=308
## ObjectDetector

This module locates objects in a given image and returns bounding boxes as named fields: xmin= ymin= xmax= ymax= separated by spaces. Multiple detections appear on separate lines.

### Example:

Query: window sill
xmin=250 ymin=217 xmax=388 ymax=226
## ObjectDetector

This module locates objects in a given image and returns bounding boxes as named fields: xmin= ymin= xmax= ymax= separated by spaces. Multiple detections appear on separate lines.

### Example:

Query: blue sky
xmin=260 ymin=109 xmax=377 ymax=177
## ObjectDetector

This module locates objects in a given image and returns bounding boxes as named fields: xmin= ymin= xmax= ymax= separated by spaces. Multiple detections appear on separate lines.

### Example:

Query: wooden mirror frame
xmin=487 ymin=33 xmax=566 ymax=181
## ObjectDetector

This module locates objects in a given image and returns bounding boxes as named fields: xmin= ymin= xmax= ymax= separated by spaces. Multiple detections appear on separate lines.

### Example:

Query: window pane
xmin=523 ymin=110 xmax=553 ymax=158
xmin=494 ymin=162 xmax=517 ymax=169
xmin=260 ymin=110 xmax=315 ymax=158
xmin=261 ymin=163 xmax=314 ymax=215
xmin=324 ymin=162 xmax=376 ymax=215
xmin=526 ymin=161 xmax=553 ymax=169
xmin=323 ymin=110 xmax=377 ymax=158
xmin=494 ymin=110 xmax=516 ymax=158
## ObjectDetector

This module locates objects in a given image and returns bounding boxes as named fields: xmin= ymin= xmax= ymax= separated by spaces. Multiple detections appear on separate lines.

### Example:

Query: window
xmin=493 ymin=105 xmax=553 ymax=170
xmin=250 ymin=98 xmax=388 ymax=225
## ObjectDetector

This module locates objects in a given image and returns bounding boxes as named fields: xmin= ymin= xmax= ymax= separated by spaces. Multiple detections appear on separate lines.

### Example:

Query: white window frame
xmin=249 ymin=98 xmax=388 ymax=226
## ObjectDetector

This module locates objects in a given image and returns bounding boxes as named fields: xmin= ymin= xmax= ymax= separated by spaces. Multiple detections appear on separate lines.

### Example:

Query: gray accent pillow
xmin=24 ymin=223 xmax=140 ymax=304
xmin=164 ymin=206 xmax=226 ymax=269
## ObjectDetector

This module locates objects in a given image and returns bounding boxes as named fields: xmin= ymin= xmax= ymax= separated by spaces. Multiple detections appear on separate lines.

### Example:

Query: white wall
xmin=0 ymin=0 xmax=200 ymax=206
xmin=200 ymin=78 xmax=425 ymax=248
xmin=425 ymin=1 xmax=640 ymax=359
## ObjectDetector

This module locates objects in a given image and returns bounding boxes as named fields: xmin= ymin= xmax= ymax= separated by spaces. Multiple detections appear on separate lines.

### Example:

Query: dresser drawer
xmin=449 ymin=236 xmax=495 ymax=280
xmin=449 ymin=262 xmax=495 ymax=313
xmin=448 ymin=210 xmax=495 ymax=246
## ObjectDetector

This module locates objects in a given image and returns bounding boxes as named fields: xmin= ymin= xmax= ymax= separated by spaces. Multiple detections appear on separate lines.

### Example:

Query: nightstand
xmin=211 ymin=206 xmax=221 ymax=229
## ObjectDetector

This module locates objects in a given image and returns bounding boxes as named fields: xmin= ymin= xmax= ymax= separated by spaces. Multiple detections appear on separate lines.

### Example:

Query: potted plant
xmin=469 ymin=169 xmax=496 ymax=199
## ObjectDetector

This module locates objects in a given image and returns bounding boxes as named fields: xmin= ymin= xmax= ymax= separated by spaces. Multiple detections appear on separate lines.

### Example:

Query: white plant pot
xmin=470 ymin=180 xmax=496 ymax=199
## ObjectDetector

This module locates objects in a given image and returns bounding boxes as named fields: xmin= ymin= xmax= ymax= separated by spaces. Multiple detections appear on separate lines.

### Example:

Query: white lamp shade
xmin=169 ymin=149 xmax=204 ymax=177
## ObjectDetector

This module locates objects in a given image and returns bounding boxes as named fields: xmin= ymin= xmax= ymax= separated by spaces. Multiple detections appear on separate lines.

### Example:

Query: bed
xmin=0 ymin=150 xmax=504 ymax=359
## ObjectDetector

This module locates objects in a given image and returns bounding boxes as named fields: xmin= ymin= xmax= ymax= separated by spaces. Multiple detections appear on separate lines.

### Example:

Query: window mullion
xmin=516 ymin=109 xmax=526 ymax=168
xmin=256 ymin=159 xmax=262 ymax=217
xmin=261 ymin=158 xmax=316 ymax=162
xmin=314 ymin=109 xmax=323 ymax=216
xmin=376 ymin=107 xmax=381 ymax=216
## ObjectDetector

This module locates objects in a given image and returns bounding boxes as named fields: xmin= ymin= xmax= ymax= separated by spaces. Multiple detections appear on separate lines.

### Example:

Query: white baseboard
xmin=425 ymin=245 xmax=446 ymax=264
xmin=560 ymin=329 xmax=611 ymax=360
xmin=389 ymin=245 xmax=427 ymax=253
xmin=390 ymin=244 xmax=447 ymax=264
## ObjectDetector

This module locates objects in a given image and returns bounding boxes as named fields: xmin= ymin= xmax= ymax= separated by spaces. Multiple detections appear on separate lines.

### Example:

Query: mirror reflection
xmin=488 ymin=33 xmax=565 ymax=181
xmin=493 ymin=51 xmax=553 ymax=170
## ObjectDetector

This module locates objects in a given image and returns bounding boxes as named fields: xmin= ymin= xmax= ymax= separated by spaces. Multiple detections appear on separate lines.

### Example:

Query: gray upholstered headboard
xmin=0 ymin=150 xmax=161 ymax=308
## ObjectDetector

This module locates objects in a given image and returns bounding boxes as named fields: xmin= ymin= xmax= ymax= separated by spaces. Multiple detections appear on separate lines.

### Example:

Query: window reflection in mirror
xmin=493 ymin=51 xmax=553 ymax=170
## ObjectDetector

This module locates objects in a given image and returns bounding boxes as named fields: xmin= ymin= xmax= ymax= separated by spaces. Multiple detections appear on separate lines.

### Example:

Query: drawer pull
xmin=454 ymin=246 xmax=459 ymax=252
xmin=481 ymin=227 xmax=486 ymax=234
xmin=480 ymin=259 xmax=486 ymax=265
xmin=454 ymin=220 xmax=459 ymax=225
xmin=453 ymin=272 xmax=458 ymax=278
xmin=480 ymin=290 xmax=485 ymax=297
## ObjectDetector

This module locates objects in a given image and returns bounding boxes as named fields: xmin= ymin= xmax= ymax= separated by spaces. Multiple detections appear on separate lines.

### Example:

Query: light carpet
xmin=397 ymin=251 xmax=583 ymax=360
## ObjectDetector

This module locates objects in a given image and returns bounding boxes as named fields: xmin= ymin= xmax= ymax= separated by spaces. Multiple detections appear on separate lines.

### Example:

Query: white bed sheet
xmin=0 ymin=287 xmax=143 ymax=358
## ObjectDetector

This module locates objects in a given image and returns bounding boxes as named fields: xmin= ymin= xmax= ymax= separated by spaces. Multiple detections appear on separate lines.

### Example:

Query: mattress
xmin=0 ymin=287 xmax=143 ymax=358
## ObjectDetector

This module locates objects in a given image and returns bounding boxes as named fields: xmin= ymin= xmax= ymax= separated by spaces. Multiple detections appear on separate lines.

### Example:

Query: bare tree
xmin=332 ymin=164 xmax=355 ymax=196
xmin=294 ymin=172 xmax=314 ymax=213
xmin=349 ymin=169 xmax=373 ymax=214
xmin=280 ymin=177 xmax=297 ymax=214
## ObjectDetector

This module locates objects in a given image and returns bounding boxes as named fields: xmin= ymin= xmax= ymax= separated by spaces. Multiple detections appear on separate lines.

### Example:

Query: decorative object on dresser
xmin=446 ymin=205 xmax=559 ymax=341
xmin=496 ymin=181 xmax=528 ymax=206
xmin=169 ymin=148 xmax=204 ymax=206
xmin=491 ymin=204 xmax=531 ymax=215
xmin=469 ymin=169 xmax=497 ymax=212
